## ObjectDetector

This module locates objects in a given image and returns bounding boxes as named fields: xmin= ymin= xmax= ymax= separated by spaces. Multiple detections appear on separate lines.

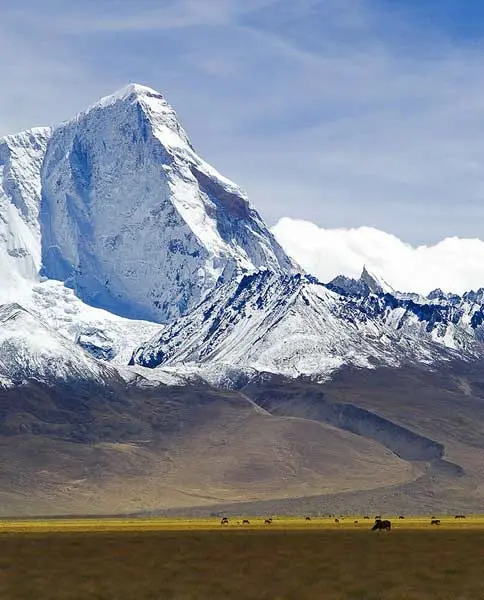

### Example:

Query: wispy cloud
xmin=6 ymin=0 xmax=278 ymax=33
xmin=2 ymin=0 xmax=484 ymax=245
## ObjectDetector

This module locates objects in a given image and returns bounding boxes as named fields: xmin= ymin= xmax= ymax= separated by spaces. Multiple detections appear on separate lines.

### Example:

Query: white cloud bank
xmin=272 ymin=218 xmax=484 ymax=295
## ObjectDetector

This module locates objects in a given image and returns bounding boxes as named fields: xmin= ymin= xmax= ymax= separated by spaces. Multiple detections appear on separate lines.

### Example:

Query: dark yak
xmin=372 ymin=519 xmax=391 ymax=531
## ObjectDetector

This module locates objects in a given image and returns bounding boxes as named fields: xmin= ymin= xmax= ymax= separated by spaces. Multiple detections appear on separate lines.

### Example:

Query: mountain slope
xmin=132 ymin=271 xmax=482 ymax=383
xmin=0 ymin=124 xmax=160 ymax=367
xmin=0 ymin=303 xmax=115 ymax=387
xmin=0 ymin=127 xmax=50 ymax=300
xmin=40 ymin=84 xmax=294 ymax=323
xmin=28 ymin=280 xmax=161 ymax=365
xmin=0 ymin=376 xmax=416 ymax=516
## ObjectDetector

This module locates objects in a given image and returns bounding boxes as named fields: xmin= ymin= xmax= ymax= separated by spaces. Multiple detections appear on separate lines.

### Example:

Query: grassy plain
xmin=0 ymin=516 xmax=484 ymax=599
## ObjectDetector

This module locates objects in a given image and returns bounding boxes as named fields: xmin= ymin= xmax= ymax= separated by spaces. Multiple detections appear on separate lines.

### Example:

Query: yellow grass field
xmin=1 ymin=516 xmax=484 ymax=599
xmin=2 ymin=514 xmax=484 ymax=533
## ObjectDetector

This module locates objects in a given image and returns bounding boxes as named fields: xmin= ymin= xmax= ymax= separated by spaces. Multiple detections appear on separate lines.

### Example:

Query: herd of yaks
xmin=219 ymin=514 xmax=469 ymax=529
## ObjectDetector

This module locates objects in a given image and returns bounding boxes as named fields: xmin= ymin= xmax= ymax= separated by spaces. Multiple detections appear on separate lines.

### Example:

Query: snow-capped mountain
xmin=328 ymin=266 xmax=394 ymax=297
xmin=40 ymin=84 xmax=294 ymax=323
xmin=131 ymin=269 xmax=483 ymax=384
xmin=327 ymin=270 xmax=484 ymax=342
xmin=0 ymin=82 xmax=483 ymax=389
xmin=359 ymin=265 xmax=394 ymax=295
xmin=0 ymin=84 xmax=296 ymax=381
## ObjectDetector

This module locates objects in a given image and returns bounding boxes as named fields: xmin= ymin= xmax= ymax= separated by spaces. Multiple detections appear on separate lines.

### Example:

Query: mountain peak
xmin=86 ymin=83 xmax=169 ymax=112
xmin=360 ymin=265 xmax=394 ymax=294
xmin=117 ymin=82 xmax=161 ymax=97
xmin=78 ymin=82 xmax=193 ymax=153
xmin=40 ymin=84 xmax=295 ymax=323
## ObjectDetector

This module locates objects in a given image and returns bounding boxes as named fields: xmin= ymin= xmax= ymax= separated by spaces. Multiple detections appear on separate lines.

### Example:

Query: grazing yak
xmin=264 ymin=518 xmax=272 ymax=525
xmin=305 ymin=516 xmax=311 ymax=521
xmin=431 ymin=519 xmax=441 ymax=525
xmin=220 ymin=517 xmax=229 ymax=525
xmin=334 ymin=518 xmax=340 ymax=523
xmin=242 ymin=519 xmax=250 ymax=525
xmin=372 ymin=519 xmax=391 ymax=531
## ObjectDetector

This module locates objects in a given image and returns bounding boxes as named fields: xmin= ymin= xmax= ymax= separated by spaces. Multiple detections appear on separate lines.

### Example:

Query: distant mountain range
xmin=1 ymin=83 xmax=484 ymax=516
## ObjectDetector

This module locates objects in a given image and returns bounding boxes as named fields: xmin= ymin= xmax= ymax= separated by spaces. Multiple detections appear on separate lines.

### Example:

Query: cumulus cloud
xmin=272 ymin=217 xmax=484 ymax=295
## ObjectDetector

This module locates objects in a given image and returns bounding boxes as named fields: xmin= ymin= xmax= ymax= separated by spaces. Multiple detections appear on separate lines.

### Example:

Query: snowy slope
xmin=40 ymin=84 xmax=295 ymax=323
xmin=0 ymin=124 xmax=159 ymax=365
xmin=132 ymin=271 xmax=482 ymax=384
xmin=29 ymin=281 xmax=160 ymax=365
xmin=0 ymin=128 xmax=50 ymax=300
xmin=0 ymin=303 xmax=116 ymax=388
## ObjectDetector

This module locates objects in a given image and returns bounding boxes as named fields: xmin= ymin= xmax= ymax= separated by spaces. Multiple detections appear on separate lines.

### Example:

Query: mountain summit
xmin=39 ymin=83 xmax=295 ymax=322
xmin=360 ymin=265 xmax=394 ymax=295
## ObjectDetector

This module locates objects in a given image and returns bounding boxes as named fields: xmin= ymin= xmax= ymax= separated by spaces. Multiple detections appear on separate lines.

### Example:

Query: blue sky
xmin=2 ymin=0 xmax=484 ymax=244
